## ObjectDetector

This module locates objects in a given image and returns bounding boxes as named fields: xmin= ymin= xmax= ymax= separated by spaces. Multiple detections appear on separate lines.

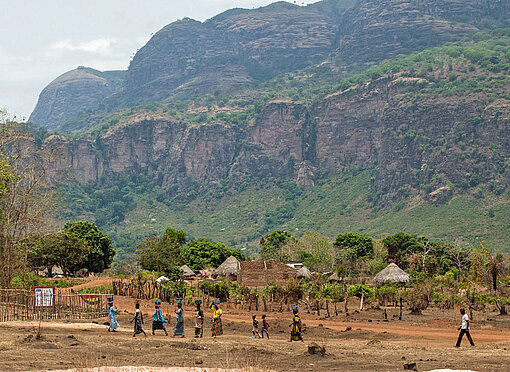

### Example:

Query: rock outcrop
xmin=119 ymin=2 xmax=338 ymax=105
xmin=333 ymin=0 xmax=510 ymax=66
xmin=29 ymin=0 xmax=510 ymax=207
xmin=29 ymin=67 xmax=125 ymax=130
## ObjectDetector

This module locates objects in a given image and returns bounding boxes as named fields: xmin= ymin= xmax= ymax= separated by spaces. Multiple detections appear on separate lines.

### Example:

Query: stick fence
xmin=0 ymin=288 xmax=111 ymax=322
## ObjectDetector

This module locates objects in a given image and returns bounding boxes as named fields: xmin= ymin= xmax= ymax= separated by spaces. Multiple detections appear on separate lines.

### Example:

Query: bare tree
xmin=420 ymin=240 xmax=436 ymax=272
xmin=0 ymin=113 xmax=58 ymax=286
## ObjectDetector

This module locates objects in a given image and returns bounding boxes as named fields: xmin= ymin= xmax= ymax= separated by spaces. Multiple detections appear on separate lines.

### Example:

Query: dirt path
xmin=37 ymin=290 xmax=510 ymax=348
xmin=223 ymin=313 xmax=510 ymax=346
xmin=5 ymin=312 xmax=509 ymax=347
xmin=69 ymin=278 xmax=113 ymax=290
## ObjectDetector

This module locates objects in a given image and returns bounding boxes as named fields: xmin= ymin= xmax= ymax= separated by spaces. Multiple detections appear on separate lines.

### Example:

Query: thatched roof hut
xmin=373 ymin=263 xmax=409 ymax=283
xmin=296 ymin=266 xmax=312 ymax=279
xmin=180 ymin=265 xmax=195 ymax=278
xmin=215 ymin=256 xmax=240 ymax=280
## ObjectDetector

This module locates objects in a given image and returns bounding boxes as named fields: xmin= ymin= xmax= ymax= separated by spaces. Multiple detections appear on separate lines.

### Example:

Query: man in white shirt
xmin=455 ymin=308 xmax=475 ymax=347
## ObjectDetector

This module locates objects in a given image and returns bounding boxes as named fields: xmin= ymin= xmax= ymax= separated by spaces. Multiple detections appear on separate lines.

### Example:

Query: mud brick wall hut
xmin=237 ymin=260 xmax=296 ymax=287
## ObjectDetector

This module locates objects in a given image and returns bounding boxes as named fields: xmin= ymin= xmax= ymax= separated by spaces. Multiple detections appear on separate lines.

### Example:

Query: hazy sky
xmin=1 ymin=0 xmax=319 ymax=119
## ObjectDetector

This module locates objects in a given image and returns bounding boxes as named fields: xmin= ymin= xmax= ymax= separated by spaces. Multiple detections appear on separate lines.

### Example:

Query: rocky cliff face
xmin=31 ymin=0 xmax=510 ymax=207
xmin=29 ymin=67 xmax=125 ymax=130
xmin=44 ymin=73 xmax=510 ymax=204
xmin=334 ymin=0 xmax=510 ymax=65
xmin=119 ymin=2 xmax=338 ymax=105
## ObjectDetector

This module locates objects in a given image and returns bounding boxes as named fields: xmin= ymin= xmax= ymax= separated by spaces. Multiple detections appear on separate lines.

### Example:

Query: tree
xmin=181 ymin=238 xmax=244 ymax=270
xmin=260 ymin=230 xmax=294 ymax=260
xmin=441 ymin=243 xmax=472 ymax=275
xmin=0 ymin=113 xmax=58 ymax=286
xmin=347 ymin=284 xmax=375 ymax=310
xmin=480 ymin=242 xmax=506 ymax=291
xmin=162 ymin=227 xmax=186 ymax=246
xmin=468 ymin=249 xmax=485 ymax=285
xmin=137 ymin=227 xmax=186 ymax=273
xmin=298 ymin=231 xmax=335 ymax=272
xmin=63 ymin=221 xmax=115 ymax=273
xmin=334 ymin=232 xmax=374 ymax=260
xmin=26 ymin=232 xmax=89 ymax=276
xmin=382 ymin=233 xmax=422 ymax=266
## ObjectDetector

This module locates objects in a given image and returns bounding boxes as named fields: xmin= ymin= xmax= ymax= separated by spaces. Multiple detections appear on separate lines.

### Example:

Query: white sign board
xmin=34 ymin=287 xmax=54 ymax=308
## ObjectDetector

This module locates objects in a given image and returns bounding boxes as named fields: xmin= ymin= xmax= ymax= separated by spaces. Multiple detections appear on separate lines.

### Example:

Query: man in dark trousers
xmin=455 ymin=308 xmax=475 ymax=347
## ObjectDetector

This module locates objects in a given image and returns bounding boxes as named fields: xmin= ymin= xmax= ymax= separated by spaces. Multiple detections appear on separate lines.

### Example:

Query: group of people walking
xmin=107 ymin=297 xmax=304 ymax=341
xmin=107 ymin=297 xmax=223 ymax=338
xmin=109 ymin=298 xmax=473 ymax=347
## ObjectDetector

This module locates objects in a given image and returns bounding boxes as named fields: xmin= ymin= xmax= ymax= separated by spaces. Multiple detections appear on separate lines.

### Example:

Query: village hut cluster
xmin=171 ymin=256 xmax=411 ymax=295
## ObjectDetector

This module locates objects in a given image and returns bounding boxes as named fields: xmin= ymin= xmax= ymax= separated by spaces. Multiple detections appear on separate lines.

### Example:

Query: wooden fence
xmin=112 ymin=279 xmax=358 ymax=316
xmin=0 ymin=288 xmax=111 ymax=322
xmin=112 ymin=279 xmax=178 ymax=302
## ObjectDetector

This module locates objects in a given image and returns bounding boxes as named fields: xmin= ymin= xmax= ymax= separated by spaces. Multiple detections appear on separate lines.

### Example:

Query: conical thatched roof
xmin=216 ymin=256 xmax=240 ymax=277
xmin=296 ymin=266 xmax=312 ymax=279
xmin=373 ymin=263 xmax=409 ymax=283
xmin=180 ymin=265 xmax=195 ymax=277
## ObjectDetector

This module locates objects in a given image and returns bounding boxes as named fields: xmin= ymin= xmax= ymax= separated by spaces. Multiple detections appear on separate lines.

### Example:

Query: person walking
xmin=455 ymin=308 xmax=475 ymax=347
xmin=261 ymin=314 xmax=269 ymax=339
xmin=107 ymin=297 xmax=119 ymax=332
xmin=252 ymin=315 xmax=262 ymax=338
xmin=211 ymin=301 xmax=223 ymax=337
xmin=131 ymin=302 xmax=147 ymax=337
xmin=289 ymin=305 xmax=303 ymax=342
xmin=194 ymin=299 xmax=204 ymax=338
xmin=152 ymin=299 xmax=168 ymax=336
xmin=173 ymin=298 xmax=185 ymax=337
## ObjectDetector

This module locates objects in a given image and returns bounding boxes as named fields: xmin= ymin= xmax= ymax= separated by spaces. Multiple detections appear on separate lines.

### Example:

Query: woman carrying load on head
xmin=152 ymin=299 xmax=168 ymax=336
xmin=194 ymin=299 xmax=204 ymax=338
xmin=131 ymin=302 xmax=147 ymax=337
xmin=173 ymin=298 xmax=185 ymax=337
xmin=289 ymin=305 xmax=303 ymax=342
xmin=107 ymin=297 xmax=119 ymax=332
xmin=211 ymin=301 xmax=223 ymax=337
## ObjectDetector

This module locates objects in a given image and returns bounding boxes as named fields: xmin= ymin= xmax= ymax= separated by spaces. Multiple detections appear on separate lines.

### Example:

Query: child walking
xmin=252 ymin=315 xmax=262 ymax=338
xmin=261 ymin=314 xmax=269 ymax=339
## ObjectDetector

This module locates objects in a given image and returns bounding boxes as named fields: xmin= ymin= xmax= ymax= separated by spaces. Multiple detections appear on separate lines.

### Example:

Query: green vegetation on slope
xmin=61 ymin=166 xmax=509 ymax=261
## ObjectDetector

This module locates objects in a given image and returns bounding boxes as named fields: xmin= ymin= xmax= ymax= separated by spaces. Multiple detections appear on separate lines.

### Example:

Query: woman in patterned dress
xmin=289 ymin=306 xmax=303 ymax=342
xmin=131 ymin=302 xmax=147 ymax=337
xmin=211 ymin=301 xmax=223 ymax=337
